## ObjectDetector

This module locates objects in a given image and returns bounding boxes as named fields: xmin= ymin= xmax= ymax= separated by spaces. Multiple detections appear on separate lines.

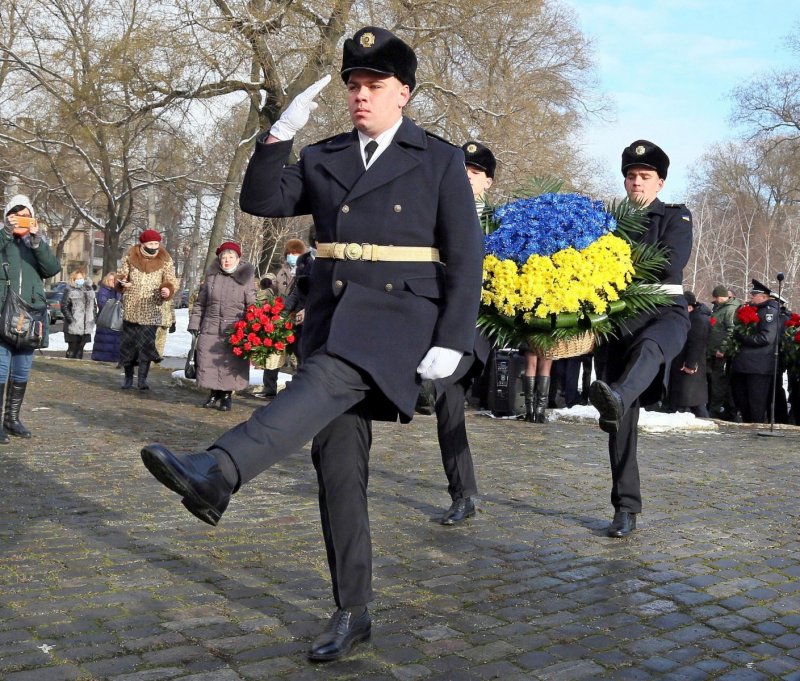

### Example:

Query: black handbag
xmin=184 ymin=334 xmax=198 ymax=379
xmin=1 ymin=260 xmax=48 ymax=351
xmin=96 ymin=297 xmax=123 ymax=331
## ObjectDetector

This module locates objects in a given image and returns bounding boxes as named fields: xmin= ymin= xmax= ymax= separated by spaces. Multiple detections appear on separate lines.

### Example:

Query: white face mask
xmin=286 ymin=254 xmax=299 ymax=267
xmin=74 ymin=278 xmax=85 ymax=287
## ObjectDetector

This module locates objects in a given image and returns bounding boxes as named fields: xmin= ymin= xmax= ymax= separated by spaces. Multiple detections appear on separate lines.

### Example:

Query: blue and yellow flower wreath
xmin=478 ymin=180 xmax=672 ymax=354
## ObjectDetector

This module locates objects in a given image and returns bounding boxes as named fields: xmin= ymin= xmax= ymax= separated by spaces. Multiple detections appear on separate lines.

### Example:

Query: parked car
xmin=46 ymin=289 xmax=65 ymax=322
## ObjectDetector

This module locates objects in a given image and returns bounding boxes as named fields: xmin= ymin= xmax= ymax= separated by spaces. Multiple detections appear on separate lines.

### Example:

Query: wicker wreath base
xmin=254 ymin=352 xmax=285 ymax=370
xmin=541 ymin=331 xmax=595 ymax=360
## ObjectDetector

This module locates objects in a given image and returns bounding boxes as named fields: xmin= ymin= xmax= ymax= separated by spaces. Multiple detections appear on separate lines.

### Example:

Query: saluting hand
xmin=269 ymin=74 xmax=332 ymax=141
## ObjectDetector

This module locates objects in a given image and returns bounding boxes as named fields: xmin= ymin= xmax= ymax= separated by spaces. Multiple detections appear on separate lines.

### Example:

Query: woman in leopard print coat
xmin=116 ymin=230 xmax=177 ymax=389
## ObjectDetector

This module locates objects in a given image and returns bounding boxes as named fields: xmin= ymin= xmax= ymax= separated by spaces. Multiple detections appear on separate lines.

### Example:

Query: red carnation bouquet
xmin=782 ymin=312 xmax=800 ymax=372
xmin=227 ymin=298 xmax=296 ymax=369
xmin=725 ymin=304 xmax=761 ymax=357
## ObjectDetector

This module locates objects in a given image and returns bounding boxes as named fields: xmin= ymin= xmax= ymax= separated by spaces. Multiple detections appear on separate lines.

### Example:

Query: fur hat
xmin=284 ymin=238 xmax=306 ymax=255
xmin=341 ymin=26 xmax=417 ymax=91
xmin=462 ymin=141 xmax=496 ymax=179
xmin=215 ymin=241 xmax=241 ymax=257
xmin=621 ymin=140 xmax=670 ymax=179
xmin=139 ymin=229 xmax=162 ymax=243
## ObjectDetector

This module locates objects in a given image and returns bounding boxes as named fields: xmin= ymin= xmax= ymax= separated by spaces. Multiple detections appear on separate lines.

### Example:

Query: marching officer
xmin=431 ymin=141 xmax=494 ymax=525
xmin=589 ymin=140 xmax=693 ymax=538
xmin=730 ymin=279 xmax=781 ymax=423
xmin=140 ymin=26 xmax=483 ymax=661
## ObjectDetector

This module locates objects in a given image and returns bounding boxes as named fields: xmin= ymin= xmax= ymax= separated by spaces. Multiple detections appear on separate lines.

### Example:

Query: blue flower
xmin=485 ymin=193 xmax=617 ymax=262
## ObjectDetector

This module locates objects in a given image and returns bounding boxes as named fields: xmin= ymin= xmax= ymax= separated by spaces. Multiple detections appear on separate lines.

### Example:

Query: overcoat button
xmin=335 ymin=280 xmax=344 ymax=288
xmin=341 ymin=205 xmax=350 ymax=213
xmin=384 ymin=283 xmax=393 ymax=292
xmin=393 ymin=204 xmax=402 ymax=212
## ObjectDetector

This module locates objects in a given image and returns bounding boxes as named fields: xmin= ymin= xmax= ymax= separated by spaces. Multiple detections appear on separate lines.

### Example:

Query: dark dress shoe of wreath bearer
xmin=440 ymin=497 xmax=475 ymax=525
xmin=607 ymin=511 xmax=636 ymax=538
xmin=307 ymin=608 xmax=372 ymax=662
xmin=140 ymin=444 xmax=238 ymax=526
xmin=588 ymin=380 xmax=625 ymax=434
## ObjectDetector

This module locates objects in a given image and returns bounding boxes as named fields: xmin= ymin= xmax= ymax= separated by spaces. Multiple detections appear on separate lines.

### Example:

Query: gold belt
xmin=316 ymin=242 xmax=440 ymax=263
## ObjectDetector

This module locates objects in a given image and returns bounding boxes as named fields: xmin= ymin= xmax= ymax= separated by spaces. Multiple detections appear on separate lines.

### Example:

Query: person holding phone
xmin=0 ymin=194 xmax=61 ymax=441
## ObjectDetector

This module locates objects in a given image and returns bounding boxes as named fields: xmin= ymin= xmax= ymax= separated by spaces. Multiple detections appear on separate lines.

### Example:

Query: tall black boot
xmin=218 ymin=392 xmax=232 ymax=412
xmin=534 ymin=376 xmax=551 ymax=424
xmin=4 ymin=382 xmax=32 ymax=438
xmin=138 ymin=361 xmax=151 ymax=390
xmin=122 ymin=364 xmax=134 ymax=389
xmin=0 ymin=387 xmax=9 ymax=444
xmin=523 ymin=376 xmax=537 ymax=422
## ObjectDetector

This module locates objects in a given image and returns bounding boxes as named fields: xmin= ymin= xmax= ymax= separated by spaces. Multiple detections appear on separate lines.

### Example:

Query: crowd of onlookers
xmin=536 ymin=283 xmax=799 ymax=426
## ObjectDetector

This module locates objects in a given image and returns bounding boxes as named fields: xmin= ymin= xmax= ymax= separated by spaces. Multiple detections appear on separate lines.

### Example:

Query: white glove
xmin=416 ymin=346 xmax=463 ymax=380
xmin=269 ymin=74 xmax=332 ymax=141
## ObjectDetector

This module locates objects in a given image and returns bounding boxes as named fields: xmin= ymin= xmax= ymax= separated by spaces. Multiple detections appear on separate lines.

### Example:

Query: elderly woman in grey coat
xmin=188 ymin=241 xmax=256 ymax=411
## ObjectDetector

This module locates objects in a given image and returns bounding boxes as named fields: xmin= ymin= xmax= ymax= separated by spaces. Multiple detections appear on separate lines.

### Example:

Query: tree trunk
xmin=203 ymin=102 xmax=260 ymax=273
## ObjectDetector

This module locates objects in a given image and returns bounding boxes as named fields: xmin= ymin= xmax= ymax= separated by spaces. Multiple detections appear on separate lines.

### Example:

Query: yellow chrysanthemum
xmin=482 ymin=233 xmax=634 ymax=318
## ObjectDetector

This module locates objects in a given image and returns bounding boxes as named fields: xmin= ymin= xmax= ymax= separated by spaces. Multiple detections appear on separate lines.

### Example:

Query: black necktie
xmin=364 ymin=140 xmax=378 ymax=166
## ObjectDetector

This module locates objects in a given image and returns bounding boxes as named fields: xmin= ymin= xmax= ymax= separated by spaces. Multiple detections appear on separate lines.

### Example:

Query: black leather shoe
xmin=589 ymin=380 xmax=624 ymax=433
xmin=607 ymin=511 xmax=637 ymax=538
xmin=441 ymin=497 xmax=476 ymax=525
xmin=218 ymin=393 xmax=232 ymax=411
xmin=308 ymin=609 xmax=371 ymax=662
xmin=140 ymin=445 xmax=233 ymax=526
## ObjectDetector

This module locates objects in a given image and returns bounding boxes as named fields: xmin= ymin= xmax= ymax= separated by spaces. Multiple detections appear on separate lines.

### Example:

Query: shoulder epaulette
xmin=664 ymin=202 xmax=688 ymax=209
xmin=423 ymin=129 xmax=458 ymax=148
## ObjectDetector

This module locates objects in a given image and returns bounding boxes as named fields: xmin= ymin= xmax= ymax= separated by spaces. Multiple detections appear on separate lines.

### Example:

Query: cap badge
xmin=467 ymin=144 xmax=477 ymax=153
xmin=635 ymin=145 xmax=646 ymax=156
xmin=360 ymin=32 xmax=375 ymax=48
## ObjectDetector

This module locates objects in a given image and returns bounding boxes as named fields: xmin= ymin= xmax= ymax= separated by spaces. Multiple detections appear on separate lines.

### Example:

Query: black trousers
xmin=731 ymin=372 xmax=771 ymax=423
xmin=433 ymin=377 xmax=478 ymax=502
xmin=312 ymin=403 xmax=373 ymax=608
xmin=596 ymin=338 xmax=664 ymax=514
xmin=214 ymin=351 xmax=375 ymax=607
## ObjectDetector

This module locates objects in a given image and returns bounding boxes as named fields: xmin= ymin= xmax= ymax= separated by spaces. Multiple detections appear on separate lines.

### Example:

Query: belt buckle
xmin=344 ymin=242 xmax=363 ymax=260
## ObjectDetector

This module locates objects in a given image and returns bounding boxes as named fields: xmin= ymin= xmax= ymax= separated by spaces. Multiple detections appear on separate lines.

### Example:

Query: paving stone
xmin=3 ymin=358 xmax=800 ymax=679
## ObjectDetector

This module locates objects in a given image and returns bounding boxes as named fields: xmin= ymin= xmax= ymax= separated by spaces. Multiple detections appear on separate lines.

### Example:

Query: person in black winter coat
xmin=668 ymin=291 xmax=710 ymax=416
xmin=731 ymin=279 xmax=781 ymax=423
xmin=92 ymin=272 xmax=122 ymax=363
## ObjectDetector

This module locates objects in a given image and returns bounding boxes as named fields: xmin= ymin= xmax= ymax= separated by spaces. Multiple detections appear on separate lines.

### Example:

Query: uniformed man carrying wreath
xmin=589 ymin=140 xmax=693 ymax=538
xmin=140 ymin=26 xmax=483 ymax=661
xmin=431 ymin=141 xmax=494 ymax=525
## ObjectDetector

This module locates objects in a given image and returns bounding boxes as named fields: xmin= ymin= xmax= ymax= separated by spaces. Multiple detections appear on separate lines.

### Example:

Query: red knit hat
xmin=139 ymin=229 xmax=162 ymax=243
xmin=215 ymin=241 xmax=241 ymax=257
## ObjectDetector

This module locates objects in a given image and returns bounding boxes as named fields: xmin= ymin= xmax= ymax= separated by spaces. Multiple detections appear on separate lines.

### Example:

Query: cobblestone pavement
xmin=2 ymin=357 xmax=800 ymax=681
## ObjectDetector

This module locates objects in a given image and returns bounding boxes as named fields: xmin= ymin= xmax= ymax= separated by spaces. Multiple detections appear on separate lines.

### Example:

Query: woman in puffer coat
xmin=117 ymin=229 xmax=177 ymax=390
xmin=91 ymin=272 xmax=122 ymax=363
xmin=62 ymin=269 xmax=96 ymax=359
xmin=188 ymin=241 xmax=256 ymax=411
